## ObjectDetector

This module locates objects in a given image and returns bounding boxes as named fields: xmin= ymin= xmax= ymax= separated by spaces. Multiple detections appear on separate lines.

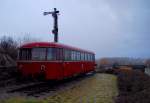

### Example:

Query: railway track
xmin=7 ymin=81 xmax=47 ymax=92
xmin=5 ymin=73 xmax=95 ymax=97
xmin=0 ymin=78 xmax=16 ymax=87
xmin=7 ymin=80 xmax=67 ymax=97
xmin=22 ymin=83 xmax=57 ymax=97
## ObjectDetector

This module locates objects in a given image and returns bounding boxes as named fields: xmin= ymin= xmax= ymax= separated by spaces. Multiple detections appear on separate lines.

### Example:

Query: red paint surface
xmin=18 ymin=61 xmax=95 ymax=80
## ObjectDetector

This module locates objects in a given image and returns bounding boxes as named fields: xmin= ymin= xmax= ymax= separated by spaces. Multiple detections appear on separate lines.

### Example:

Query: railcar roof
xmin=20 ymin=42 xmax=94 ymax=54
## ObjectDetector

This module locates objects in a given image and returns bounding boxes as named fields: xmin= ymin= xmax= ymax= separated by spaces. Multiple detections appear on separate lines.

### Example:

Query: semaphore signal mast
xmin=43 ymin=8 xmax=59 ymax=42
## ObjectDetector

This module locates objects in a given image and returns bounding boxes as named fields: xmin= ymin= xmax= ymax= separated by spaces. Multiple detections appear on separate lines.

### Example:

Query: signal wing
xmin=43 ymin=12 xmax=53 ymax=16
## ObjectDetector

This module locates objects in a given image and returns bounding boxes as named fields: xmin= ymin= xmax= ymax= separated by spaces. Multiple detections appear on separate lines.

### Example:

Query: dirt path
xmin=0 ymin=73 xmax=118 ymax=103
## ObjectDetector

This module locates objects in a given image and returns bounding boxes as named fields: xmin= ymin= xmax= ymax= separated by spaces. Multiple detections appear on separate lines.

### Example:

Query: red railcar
xmin=17 ymin=42 xmax=95 ymax=80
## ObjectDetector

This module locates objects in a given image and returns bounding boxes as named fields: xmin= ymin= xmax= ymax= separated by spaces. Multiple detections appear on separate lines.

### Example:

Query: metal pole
xmin=44 ymin=8 xmax=59 ymax=42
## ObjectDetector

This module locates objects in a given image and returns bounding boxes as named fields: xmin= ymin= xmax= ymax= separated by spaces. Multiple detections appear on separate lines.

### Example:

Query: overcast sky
xmin=0 ymin=0 xmax=150 ymax=58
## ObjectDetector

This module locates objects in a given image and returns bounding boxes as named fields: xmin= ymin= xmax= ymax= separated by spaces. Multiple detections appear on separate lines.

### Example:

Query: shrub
xmin=115 ymin=69 xmax=150 ymax=103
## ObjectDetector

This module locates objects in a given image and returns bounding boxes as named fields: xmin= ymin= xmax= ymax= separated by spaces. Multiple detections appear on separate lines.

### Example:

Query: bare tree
xmin=17 ymin=34 xmax=40 ymax=46
xmin=0 ymin=36 xmax=18 ymax=60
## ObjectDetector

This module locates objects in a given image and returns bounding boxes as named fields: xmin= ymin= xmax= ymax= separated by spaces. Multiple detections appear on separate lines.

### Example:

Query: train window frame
xmin=32 ymin=48 xmax=46 ymax=61
xmin=55 ymin=48 xmax=61 ymax=60
xmin=76 ymin=51 xmax=79 ymax=61
xmin=71 ymin=51 xmax=73 ymax=61
xmin=47 ymin=47 xmax=54 ymax=61
xmin=59 ymin=48 xmax=63 ymax=61
xmin=76 ymin=51 xmax=81 ymax=61
xmin=64 ymin=49 xmax=71 ymax=61
xmin=71 ymin=50 xmax=76 ymax=61
xmin=47 ymin=47 xmax=63 ymax=61
xmin=90 ymin=54 xmax=92 ymax=61
xmin=19 ymin=48 xmax=32 ymax=60
xmin=88 ymin=54 xmax=91 ymax=61
xmin=81 ymin=52 xmax=84 ymax=61
xmin=75 ymin=51 xmax=77 ymax=61
xmin=92 ymin=54 xmax=94 ymax=61
xmin=87 ymin=53 xmax=89 ymax=61
xmin=85 ymin=53 xmax=87 ymax=61
xmin=73 ymin=51 xmax=76 ymax=61
xmin=79 ymin=52 xmax=81 ymax=61
xmin=83 ymin=53 xmax=85 ymax=61
xmin=80 ymin=52 xmax=82 ymax=61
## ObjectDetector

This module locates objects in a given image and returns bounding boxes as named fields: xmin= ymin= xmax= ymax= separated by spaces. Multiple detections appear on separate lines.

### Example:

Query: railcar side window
xmin=84 ymin=53 xmax=87 ymax=61
xmin=81 ymin=52 xmax=84 ymax=61
xmin=71 ymin=51 xmax=76 ymax=61
xmin=79 ymin=52 xmax=81 ymax=60
xmin=56 ymin=48 xmax=64 ymax=60
xmin=64 ymin=49 xmax=71 ymax=61
xmin=92 ymin=54 xmax=95 ymax=61
xmin=73 ymin=51 xmax=76 ymax=61
xmin=71 ymin=51 xmax=80 ymax=61
xmin=47 ymin=48 xmax=63 ymax=61
xmin=87 ymin=53 xmax=89 ymax=61
xmin=74 ymin=51 xmax=77 ymax=61
xmin=90 ymin=54 xmax=93 ymax=61
xmin=58 ymin=48 xmax=63 ymax=60
xmin=47 ymin=48 xmax=65 ymax=61
xmin=74 ymin=51 xmax=77 ymax=60
xmin=88 ymin=54 xmax=91 ymax=61
xmin=84 ymin=53 xmax=86 ymax=61
xmin=86 ymin=53 xmax=88 ymax=61
xmin=76 ymin=52 xmax=78 ymax=61
xmin=32 ymin=48 xmax=46 ymax=60
xmin=19 ymin=49 xmax=31 ymax=60
xmin=76 ymin=52 xmax=80 ymax=61
xmin=47 ymin=48 xmax=53 ymax=60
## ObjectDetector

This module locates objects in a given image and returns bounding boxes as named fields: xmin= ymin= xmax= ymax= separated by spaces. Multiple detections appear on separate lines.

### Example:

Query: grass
xmin=0 ymin=74 xmax=118 ymax=103
xmin=0 ymin=98 xmax=46 ymax=103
